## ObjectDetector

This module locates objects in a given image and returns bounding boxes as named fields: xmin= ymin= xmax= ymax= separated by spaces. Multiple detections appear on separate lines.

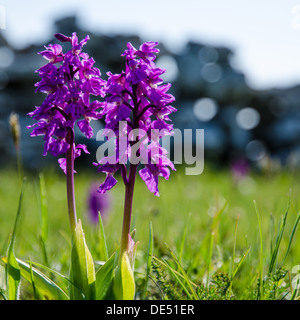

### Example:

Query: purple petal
xmin=76 ymin=144 xmax=90 ymax=155
xmin=77 ymin=119 xmax=93 ymax=139
xmin=98 ymin=175 xmax=118 ymax=194
xmin=139 ymin=167 xmax=159 ymax=196
xmin=58 ymin=158 xmax=67 ymax=174
xmin=58 ymin=157 xmax=77 ymax=174
xmin=55 ymin=33 xmax=71 ymax=42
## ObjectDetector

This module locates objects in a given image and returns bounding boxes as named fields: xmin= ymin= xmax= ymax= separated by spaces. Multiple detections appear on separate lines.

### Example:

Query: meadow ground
xmin=1 ymin=164 xmax=300 ymax=300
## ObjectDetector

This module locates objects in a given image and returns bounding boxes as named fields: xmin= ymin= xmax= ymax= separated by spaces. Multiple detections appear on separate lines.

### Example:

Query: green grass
xmin=1 ymin=164 xmax=300 ymax=300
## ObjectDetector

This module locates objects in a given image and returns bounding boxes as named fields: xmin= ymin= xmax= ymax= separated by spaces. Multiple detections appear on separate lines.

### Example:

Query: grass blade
xmin=211 ymin=200 xmax=228 ymax=232
xmin=162 ymin=257 xmax=193 ymax=300
xmin=254 ymin=200 xmax=263 ymax=299
xmin=152 ymin=255 xmax=198 ymax=288
xmin=5 ymin=180 xmax=25 ymax=300
xmin=230 ymin=214 xmax=240 ymax=279
xmin=39 ymin=173 xmax=48 ymax=244
xmin=142 ymin=221 xmax=153 ymax=299
xmin=98 ymin=212 xmax=108 ymax=261
xmin=28 ymin=257 xmax=38 ymax=300
xmin=179 ymin=213 xmax=191 ymax=263
xmin=231 ymin=247 xmax=251 ymax=279
xmin=26 ymin=260 xmax=71 ymax=289
xmin=206 ymin=231 xmax=215 ymax=288
xmin=281 ymin=210 xmax=300 ymax=267
xmin=189 ymin=200 xmax=227 ymax=273
xmin=38 ymin=173 xmax=49 ymax=267
xmin=268 ymin=198 xmax=290 ymax=274
xmin=270 ymin=213 xmax=275 ymax=261
xmin=229 ymin=215 xmax=240 ymax=293
xmin=165 ymin=243 xmax=199 ymax=300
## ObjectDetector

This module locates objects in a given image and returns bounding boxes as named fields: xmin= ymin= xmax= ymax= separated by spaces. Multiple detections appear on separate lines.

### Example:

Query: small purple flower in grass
xmin=87 ymin=183 xmax=111 ymax=224
xmin=231 ymin=157 xmax=249 ymax=181
xmin=94 ymin=41 xmax=177 ymax=254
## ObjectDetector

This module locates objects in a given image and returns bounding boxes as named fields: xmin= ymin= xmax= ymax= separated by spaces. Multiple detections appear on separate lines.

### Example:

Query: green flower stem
xmin=66 ymin=142 xmax=77 ymax=233
xmin=120 ymin=84 xmax=140 ymax=256
xmin=120 ymin=164 xmax=137 ymax=255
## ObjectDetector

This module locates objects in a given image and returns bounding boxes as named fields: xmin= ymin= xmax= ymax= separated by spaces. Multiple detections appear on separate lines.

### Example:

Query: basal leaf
xmin=2 ymin=257 xmax=68 ymax=300
xmin=113 ymin=252 xmax=135 ymax=300
xmin=95 ymin=252 xmax=115 ymax=300
xmin=70 ymin=219 xmax=96 ymax=300
xmin=6 ymin=244 xmax=20 ymax=300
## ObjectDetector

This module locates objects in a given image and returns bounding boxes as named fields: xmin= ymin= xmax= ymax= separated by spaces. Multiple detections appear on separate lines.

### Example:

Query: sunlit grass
xmin=1 ymin=164 xmax=300 ymax=299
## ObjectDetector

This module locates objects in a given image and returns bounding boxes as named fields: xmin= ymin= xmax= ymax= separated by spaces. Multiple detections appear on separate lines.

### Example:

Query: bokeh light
xmin=198 ymin=46 xmax=219 ymax=64
xmin=157 ymin=55 xmax=179 ymax=82
xmin=0 ymin=47 xmax=14 ymax=69
xmin=245 ymin=140 xmax=266 ymax=161
xmin=236 ymin=107 xmax=260 ymax=130
xmin=193 ymin=97 xmax=218 ymax=122
xmin=201 ymin=62 xmax=222 ymax=83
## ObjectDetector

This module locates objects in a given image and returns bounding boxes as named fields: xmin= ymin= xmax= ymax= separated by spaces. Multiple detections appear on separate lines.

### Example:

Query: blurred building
xmin=1 ymin=16 xmax=300 ymax=171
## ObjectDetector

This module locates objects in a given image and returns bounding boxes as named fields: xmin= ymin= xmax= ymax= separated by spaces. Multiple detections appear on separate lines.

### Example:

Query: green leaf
xmin=5 ymin=181 xmax=25 ymax=300
xmin=2 ymin=257 xmax=69 ymax=300
xmin=98 ymin=212 xmax=108 ymax=261
xmin=231 ymin=247 xmax=251 ymax=279
xmin=70 ymin=219 xmax=96 ymax=300
xmin=26 ymin=260 xmax=70 ymax=293
xmin=6 ymin=245 xmax=20 ymax=300
xmin=95 ymin=252 xmax=115 ymax=300
xmin=113 ymin=252 xmax=135 ymax=300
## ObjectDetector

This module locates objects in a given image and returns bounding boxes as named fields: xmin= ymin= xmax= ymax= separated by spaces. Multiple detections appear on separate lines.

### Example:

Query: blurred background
xmin=1 ymin=0 xmax=300 ymax=172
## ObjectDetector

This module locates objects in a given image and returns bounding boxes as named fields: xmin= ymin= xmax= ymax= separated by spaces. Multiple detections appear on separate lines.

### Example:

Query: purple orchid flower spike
xmin=27 ymin=32 xmax=106 ymax=232
xmin=94 ymin=41 xmax=177 ymax=254
xmin=95 ymin=41 xmax=176 ymax=197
